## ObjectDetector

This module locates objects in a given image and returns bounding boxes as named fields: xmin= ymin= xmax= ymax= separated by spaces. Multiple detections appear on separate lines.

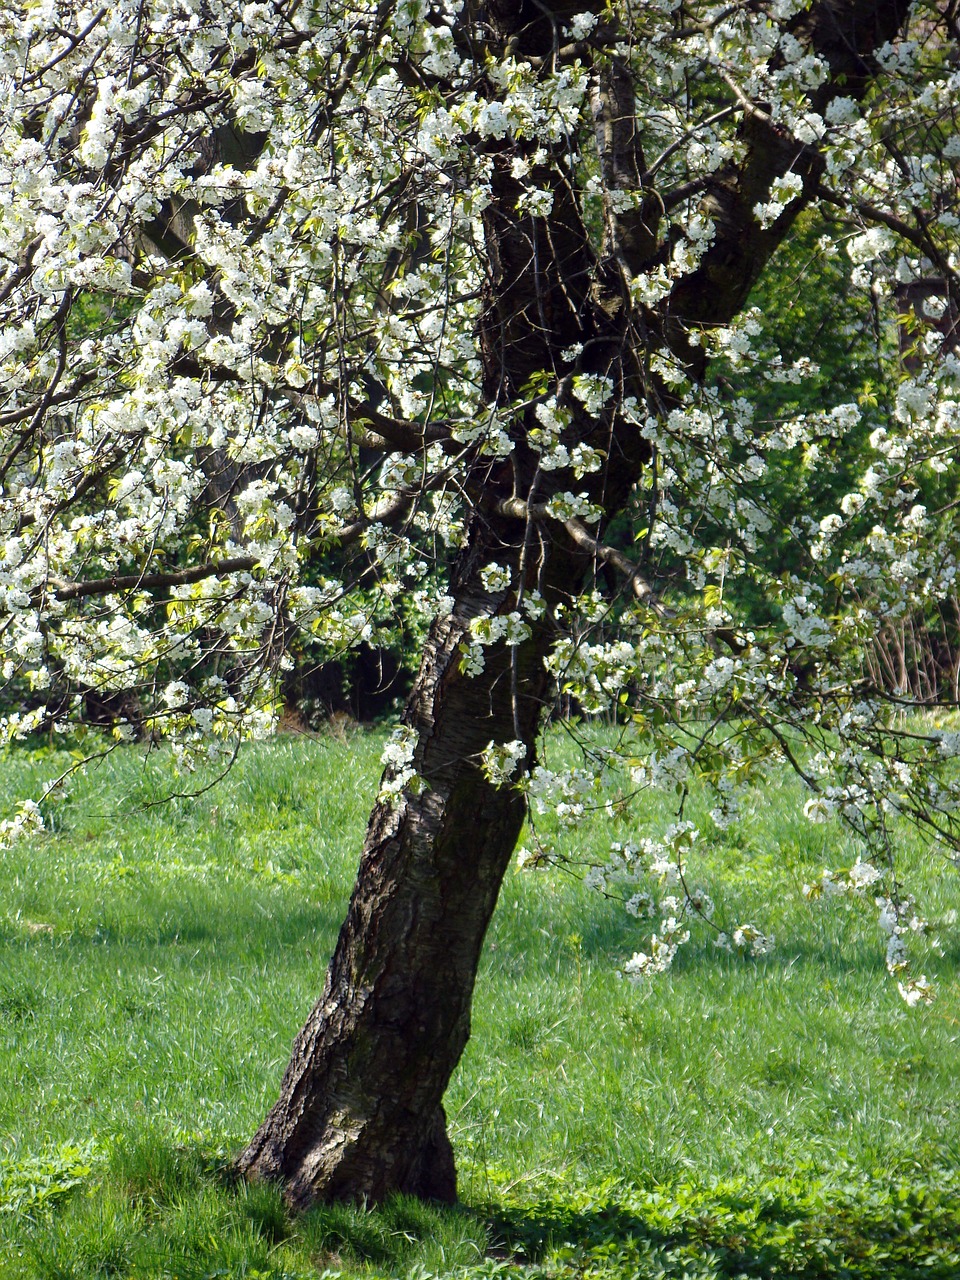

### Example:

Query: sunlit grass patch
xmin=3 ymin=727 xmax=960 ymax=1277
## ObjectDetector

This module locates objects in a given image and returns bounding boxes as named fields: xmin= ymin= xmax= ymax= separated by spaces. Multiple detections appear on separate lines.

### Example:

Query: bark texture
xmin=239 ymin=541 xmax=556 ymax=1206
xmin=240 ymin=0 xmax=913 ymax=1208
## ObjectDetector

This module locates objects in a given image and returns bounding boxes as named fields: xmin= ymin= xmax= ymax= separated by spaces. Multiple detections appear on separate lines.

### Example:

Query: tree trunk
xmin=238 ymin=516 xmax=576 ymax=1208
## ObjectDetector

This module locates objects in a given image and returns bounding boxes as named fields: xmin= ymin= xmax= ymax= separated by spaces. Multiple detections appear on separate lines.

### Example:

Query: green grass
xmin=3 ymin=726 xmax=960 ymax=1277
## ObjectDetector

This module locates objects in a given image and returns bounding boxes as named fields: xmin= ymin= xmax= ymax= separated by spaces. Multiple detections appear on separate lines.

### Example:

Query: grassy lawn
xmin=3 ymin=726 xmax=960 ymax=1277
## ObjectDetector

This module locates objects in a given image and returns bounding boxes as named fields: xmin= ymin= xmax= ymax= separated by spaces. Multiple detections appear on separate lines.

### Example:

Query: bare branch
xmin=562 ymin=516 xmax=669 ymax=616
xmin=495 ymin=497 xmax=669 ymax=616
xmin=334 ymin=494 xmax=414 ymax=547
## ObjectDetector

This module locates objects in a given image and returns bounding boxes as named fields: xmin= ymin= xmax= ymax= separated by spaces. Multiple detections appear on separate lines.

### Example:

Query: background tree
xmin=3 ymin=0 xmax=960 ymax=1208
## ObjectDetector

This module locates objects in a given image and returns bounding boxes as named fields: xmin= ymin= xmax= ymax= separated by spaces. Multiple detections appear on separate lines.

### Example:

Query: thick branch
xmin=495 ymin=498 xmax=667 ymax=615
xmin=665 ymin=0 xmax=913 ymax=347
xmin=43 ymin=555 xmax=258 ymax=603
xmin=562 ymin=516 xmax=668 ymax=615
xmin=334 ymin=494 xmax=414 ymax=547
xmin=591 ymin=57 xmax=661 ymax=272
xmin=350 ymin=400 xmax=455 ymax=450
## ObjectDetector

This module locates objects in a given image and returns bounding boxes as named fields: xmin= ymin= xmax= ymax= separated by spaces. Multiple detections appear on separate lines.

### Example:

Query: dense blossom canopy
xmin=3 ymin=0 xmax=960 ymax=998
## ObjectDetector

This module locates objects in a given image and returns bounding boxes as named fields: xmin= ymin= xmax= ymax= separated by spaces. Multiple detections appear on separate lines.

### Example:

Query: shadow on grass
xmin=491 ymin=879 xmax=904 ymax=986
xmin=45 ymin=892 xmax=347 ymax=956
xmin=10 ymin=1126 xmax=960 ymax=1280
xmin=9 ymin=1129 xmax=487 ymax=1280
xmin=481 ymin=1183 xmax=960 ymax=1280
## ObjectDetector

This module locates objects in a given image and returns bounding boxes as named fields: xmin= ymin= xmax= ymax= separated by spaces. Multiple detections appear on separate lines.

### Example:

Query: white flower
xmin=476 ymin=101 xmax=510 ymax=138
xmin=898 ymin=975 xmax=935 ymax=1006
xmin=522 ymin=592 xmax=545 ymax=620
xmin=14 ymin=630 xmax=44 ymax=663
xmin=380 ymin=725 xmax=418 ymax=770
xmin=288 ymin=424 xmax=320 ymax=450
xmin=825 ymin=96 xmax=859 ymax=125
xmin=163 ymin=680 xmax=190 ymax=708
xmin=840 ymin=492 xmax=865 ymax=516
xmin=516 ymin=188 xmax=554 ymax=218
xmin=886 ymin=933 xmax=907 ymax=971
xmin=584 ymin=865 xmax=607 ymax=892
xmin=192 ymin=707 xmax=214 ymax=732
xmin=480 ymin=562 xmax=511 ymax=594
xmin=184 ymin=282 xmax=214 ymax=317
xmin=545 ymin=491 xmax=602 ymax=524
xmin=284 ymin=358 xmax=312 ymax=389
xmin=877 ymin=898 xmax=899 ymax=935
xmin=572 ymin=374 xmax=614 ymax=415
xmin=732 ymin=924 xmax=774 ymax=957
xmin=329 ymin=487 xmax=355 ymax=514
xmin=479 ymin=738 xmax=526 ymax=786
xmin=771 ymin=172 xmax=803 ymax=203
xmin=848 ymin=858 xmax=882 ymax=889
xmin=0 ymin=799 xmax=45 ymax=849
xmin=378 ymin=726 xmax=421 ymax=803
xmin=847 ymin=226 xmax=896 ymax=265
xmin=566 ymin=12 xmax=598 ymax=39
xmin=803 ymin=796 xmax=834 ymax=823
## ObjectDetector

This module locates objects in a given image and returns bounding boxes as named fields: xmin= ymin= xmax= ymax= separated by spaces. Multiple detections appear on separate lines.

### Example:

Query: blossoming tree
xmin=4 ymin=0 xmax=960 ymax=1206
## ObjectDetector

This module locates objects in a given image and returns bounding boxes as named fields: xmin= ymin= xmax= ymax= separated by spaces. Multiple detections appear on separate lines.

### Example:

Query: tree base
xmin=240 ymin=1105 xmax=457 ymax=1209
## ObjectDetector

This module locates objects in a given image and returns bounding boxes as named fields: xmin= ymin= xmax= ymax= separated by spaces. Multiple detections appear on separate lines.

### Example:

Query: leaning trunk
xmin=239 ymin=515 xmax=582 ymax=1207
xmin=240 ymin=0 xmax=609 ymax=1208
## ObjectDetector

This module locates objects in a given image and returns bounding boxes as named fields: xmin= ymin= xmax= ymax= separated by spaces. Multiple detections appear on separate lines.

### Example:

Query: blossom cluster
xmin=2 ymin=0 xmax=960 ymax=1011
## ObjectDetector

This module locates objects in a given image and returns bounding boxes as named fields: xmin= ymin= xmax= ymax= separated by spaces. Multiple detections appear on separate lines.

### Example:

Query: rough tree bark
xmin=239 ymin=0 xmax=912 ymax=1208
